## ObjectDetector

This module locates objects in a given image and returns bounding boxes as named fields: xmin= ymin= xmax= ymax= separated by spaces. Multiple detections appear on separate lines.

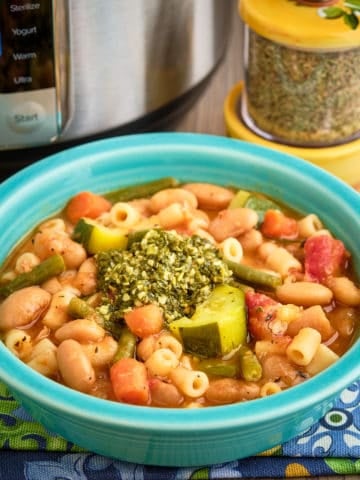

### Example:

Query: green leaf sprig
xmin=321 ymin=1 xmax=360 ymax=29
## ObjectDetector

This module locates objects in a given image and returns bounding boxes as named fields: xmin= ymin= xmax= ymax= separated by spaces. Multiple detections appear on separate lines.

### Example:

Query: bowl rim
xmin=0 ymin=132 xmax=359 ymax=433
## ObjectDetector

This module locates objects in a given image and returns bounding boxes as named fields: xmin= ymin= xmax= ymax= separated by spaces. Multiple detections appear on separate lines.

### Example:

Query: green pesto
xmin=95 ymin=229 xmax=233 ymax=324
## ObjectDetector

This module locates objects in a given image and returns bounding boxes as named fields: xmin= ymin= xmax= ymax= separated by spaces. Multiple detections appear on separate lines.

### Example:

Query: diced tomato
xmin=304 ymin=234 xmax=348 ymax=283
xmin=110 ymin=358 xmax=150 ymax=405
xmin=245 ymin=291 xmax=278 ymax=312
xmin=65 ymin=191 xmax=112 ymax=224
xmin=246 ymin=292 xmax=280 ymax=341
xmin=124 ymin=304 xmax=164 ymax=338
xmin=261 ymin=209 xmax=299 ymax=240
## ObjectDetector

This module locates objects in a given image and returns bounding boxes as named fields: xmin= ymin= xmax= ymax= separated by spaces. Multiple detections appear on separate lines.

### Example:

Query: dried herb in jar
xmin=241 ymin=30 xmax=360 ymax=146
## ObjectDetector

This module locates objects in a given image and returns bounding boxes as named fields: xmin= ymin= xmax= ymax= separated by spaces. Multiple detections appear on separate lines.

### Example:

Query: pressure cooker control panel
xmin=0 ymin=0 xmax=69 ymax=149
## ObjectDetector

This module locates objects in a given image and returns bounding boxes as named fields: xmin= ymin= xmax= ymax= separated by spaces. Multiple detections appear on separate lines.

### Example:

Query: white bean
xmin=327 ymin=276 xmax=360 ymax=307
xmin=0 ymin=287 xmax=51 ymax=330
xmin=150 ymin=188 xmax=198 ymax=213
xmin=258 ymin=242 xmax=302 ymax=278
xmin=4 ymin=329 xmax=32 ymax=359
xmin=205 ymin=378 xmax=260 ymax=404
xmin=42 ymin=287 xmax=79 ymax=330
xmin=15 ymin=252 xmax=40 ymax=274
xmin=238 ymin=228 xmax=263 ymax=252
xmin=81 ymin=335 xmax=118 ymax=367
xmin=157 ymin=203 xmax=188 ymax=229
xmin=39 ymin=218 xmax=66 ymax=232
xmin=136 ymin=335 xmax=157 ymax=361
xmin=183 ymin=183 xmax=235 ymax=210
xmin=73 ymin=257 xmax=97 ymax=296
xmin=276 ymin=281 xmax=333 ymax=306
xmin=55 ymin=319 xmax=106 ymax=343
xmin=57 ymin=339 xmax=95 ymax=393
xmin=41 ymin=277 xmax=63 ymax=294
xmin=209 ymin=208 xmax=258 ymax=242
xmin=27 ymin=338 xmax=58 ymax=377
xmin=32 ymin=229 xmax=87 ymax=269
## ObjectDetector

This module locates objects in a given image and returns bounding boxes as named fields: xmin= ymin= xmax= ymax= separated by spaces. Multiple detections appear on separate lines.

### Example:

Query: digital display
xmin=0 ymin=1 xmax=55 ymax=93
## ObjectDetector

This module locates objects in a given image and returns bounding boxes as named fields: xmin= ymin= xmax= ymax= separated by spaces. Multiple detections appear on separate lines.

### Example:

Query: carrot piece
xmin=261 ymin=209 xmax=298 ymax=240
xmin=65 ymin=191 xmax=112 ymax=224
xmin=124 ymin=304 xmax=164 ymax=339
xmin=110 ymin=358 xmax=150 ymax=405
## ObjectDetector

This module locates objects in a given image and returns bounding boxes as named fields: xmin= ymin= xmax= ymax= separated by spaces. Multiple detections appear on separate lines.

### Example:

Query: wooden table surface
xmin=173 ymin=2 xmax=358 ymax=480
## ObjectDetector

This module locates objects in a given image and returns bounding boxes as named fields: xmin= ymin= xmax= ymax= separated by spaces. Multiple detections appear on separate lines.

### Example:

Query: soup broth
xmin=0 ymin=178 xmax=359 ymax=408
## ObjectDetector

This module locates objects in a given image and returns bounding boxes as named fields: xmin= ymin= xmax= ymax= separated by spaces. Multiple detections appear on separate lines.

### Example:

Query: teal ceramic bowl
xmin=0 ymin=133 xmax=359 ymax=467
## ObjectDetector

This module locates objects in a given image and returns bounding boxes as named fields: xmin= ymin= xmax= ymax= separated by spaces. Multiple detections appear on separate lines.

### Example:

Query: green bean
xmin=0 ymin=254 xmax=66 ymax=298
xmin=103 ymin=318 xmax=124 ymax=341
xmin=113 ymin=326 xmax=137 ymax=362
xmin=68 ymin=297 xmax=98 ymax=319
xmin=197 ymin=359 xmax=239 ymax=378
xmin=239 ymin=346 xmax=262 ymax=382
xmin=225 ymin=259 xmax=282 ymax=290
xmin=104 ymin=177 xmax=179 ymax=203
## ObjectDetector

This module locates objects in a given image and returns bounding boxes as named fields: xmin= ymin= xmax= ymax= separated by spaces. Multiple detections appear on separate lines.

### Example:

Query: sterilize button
xmin=7 ymin=101 xmax=46 ymax=133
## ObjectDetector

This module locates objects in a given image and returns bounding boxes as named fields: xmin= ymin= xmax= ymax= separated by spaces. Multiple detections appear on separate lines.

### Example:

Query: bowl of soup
xmin=0 ymin=133 xmax=359 ymax=467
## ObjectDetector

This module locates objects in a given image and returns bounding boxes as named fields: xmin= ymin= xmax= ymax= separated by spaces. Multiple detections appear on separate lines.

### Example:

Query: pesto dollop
xmin=96 ymin=229 xmax=232 ymax=324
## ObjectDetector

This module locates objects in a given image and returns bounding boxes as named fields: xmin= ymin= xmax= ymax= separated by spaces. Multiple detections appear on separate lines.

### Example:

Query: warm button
xmin=7 ymin=101 xmax=46 ymax=132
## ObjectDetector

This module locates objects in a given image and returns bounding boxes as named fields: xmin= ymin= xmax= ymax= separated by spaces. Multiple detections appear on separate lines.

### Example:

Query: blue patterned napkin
xmin=1 ymin=379 xmax=359 ymax=479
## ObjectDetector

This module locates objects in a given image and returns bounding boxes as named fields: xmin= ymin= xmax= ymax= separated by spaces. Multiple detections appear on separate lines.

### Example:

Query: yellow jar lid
xmin=239 ymin=0 xmax=360 ymax=49
xmin=224 ymin=82 xmax=360 ymax=186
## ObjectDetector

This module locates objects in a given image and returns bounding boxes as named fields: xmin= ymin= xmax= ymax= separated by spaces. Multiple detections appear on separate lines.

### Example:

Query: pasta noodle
xmin=306 ymin=344 xmax=339 ymax=376
xmin=286 ymin=327 xmax=321 ymax=366
xmin=297 ymin=214 xmax=323 ymax=238
xmin=258 ymin=242 xmax=302 ymax=277
xmin=219 ymin=237 xmax=243 ymax=263
xmin=169 ymin=366 xmax=209 ymax=398
xmin=145 ymin=348 xmax=179 ymax=377
xmin=260 ymin=382 xmax=282 ymax=397
xmin=110 ymin=202 xmax=140 ymax=228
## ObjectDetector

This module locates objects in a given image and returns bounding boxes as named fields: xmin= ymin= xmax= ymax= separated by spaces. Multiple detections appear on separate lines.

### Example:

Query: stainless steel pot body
xmin=0 ymin=0 xmax=231 ymax=150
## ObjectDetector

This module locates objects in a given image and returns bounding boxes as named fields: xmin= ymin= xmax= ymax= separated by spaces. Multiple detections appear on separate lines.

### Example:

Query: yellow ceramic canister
xmin=224 ymin=82 xmax=360 ymax=186
xmin=224 ymin=0 xmax=360 ymax=185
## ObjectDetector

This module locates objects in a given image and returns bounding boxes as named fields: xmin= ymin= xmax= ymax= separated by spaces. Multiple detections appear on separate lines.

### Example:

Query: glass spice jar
xmin=239 ymin=0 xmax=360 ymax=147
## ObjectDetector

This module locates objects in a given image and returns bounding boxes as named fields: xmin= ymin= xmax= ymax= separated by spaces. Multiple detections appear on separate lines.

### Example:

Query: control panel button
xmin=0 ymin=1 xmax=55 ymax=93
xmin=7 ymin=100 xmax=46 ymax=132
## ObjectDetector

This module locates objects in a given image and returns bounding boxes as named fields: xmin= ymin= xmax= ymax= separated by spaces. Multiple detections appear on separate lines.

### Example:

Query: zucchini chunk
xmin=72 ymin=218 xmax=128 ymax=254
xmin=169 ymin=284 xmax=247 ymax=358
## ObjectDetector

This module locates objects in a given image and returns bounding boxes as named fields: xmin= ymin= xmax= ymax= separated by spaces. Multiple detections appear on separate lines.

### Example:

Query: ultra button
xmin=7 ymin=101 xmax=46 ymax=133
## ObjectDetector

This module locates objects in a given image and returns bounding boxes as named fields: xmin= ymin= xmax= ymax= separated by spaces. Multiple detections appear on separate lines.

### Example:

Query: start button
xmin=7 ymin=101 xmax=46 ymax=132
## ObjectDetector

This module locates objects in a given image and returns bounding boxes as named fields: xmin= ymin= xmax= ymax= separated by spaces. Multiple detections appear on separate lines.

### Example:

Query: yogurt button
xmin=7 ymin=101 xmax=46 ymax=133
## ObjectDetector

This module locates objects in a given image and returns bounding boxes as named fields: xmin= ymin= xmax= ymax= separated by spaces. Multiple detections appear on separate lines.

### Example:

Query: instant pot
xmin=0 ymin=0 xmax=231 ymax=177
